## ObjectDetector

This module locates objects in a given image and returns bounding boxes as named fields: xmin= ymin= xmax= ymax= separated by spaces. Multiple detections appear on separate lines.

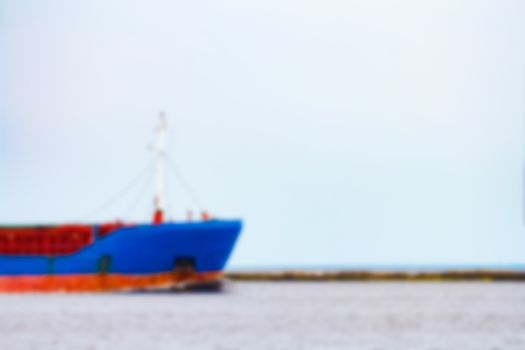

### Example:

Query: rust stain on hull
xmin=0 ymin=271 xmax=223 ymax=293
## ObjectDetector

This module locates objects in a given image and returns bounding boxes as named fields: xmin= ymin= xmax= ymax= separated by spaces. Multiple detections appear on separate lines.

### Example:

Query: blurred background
xmin=1 ymin=0 xmax=525 ymax=270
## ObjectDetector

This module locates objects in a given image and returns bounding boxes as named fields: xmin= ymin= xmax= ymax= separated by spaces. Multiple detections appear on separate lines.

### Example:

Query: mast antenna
xmin=153 ymin=111 xmax=167 ymax=224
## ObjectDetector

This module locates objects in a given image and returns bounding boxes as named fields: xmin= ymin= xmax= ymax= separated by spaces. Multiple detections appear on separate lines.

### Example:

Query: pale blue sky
xmin=1 ymin=0 xmax=525 ymax=268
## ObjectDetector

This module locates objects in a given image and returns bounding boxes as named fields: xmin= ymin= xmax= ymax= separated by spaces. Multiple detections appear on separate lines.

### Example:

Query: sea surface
xmin=0 ymin=281 xmax=524 ymax=350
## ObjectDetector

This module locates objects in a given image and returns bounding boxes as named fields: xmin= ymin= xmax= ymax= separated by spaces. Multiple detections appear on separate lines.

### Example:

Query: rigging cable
xmin=78 ymin=160 xmax=155 ymax=222
xmin=165 ymin=155 xmax=205 ymax=212
xmin=122 ymin=167 xmax=154 ymax=221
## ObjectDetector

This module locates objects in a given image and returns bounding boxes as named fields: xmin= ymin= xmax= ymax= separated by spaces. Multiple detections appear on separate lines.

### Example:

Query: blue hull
xmin=0 ymin=220 xmax=242 ymax=276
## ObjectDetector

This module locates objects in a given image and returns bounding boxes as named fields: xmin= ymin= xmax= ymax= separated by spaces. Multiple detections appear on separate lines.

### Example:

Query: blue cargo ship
xmin=0 ymin=115 xmax=242 ymax=292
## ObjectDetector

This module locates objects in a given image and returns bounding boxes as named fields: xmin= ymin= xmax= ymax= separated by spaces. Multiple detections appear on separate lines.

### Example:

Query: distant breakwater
xmin=226 ymin=270 xmax=525 ymax=282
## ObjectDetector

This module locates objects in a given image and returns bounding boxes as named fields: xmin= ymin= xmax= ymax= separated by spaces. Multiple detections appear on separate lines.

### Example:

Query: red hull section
xmin=0 ymin=271 xmax=222 ymax=292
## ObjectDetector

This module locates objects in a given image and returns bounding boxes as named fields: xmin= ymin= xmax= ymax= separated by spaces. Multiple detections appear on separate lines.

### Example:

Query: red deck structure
xmin=0 ymin=224 xmax=126 ymax=256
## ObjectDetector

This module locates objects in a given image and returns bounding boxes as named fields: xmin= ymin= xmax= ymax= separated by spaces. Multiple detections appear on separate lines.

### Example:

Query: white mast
xmin=153 ymin=112 xmax=167 ymax=223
